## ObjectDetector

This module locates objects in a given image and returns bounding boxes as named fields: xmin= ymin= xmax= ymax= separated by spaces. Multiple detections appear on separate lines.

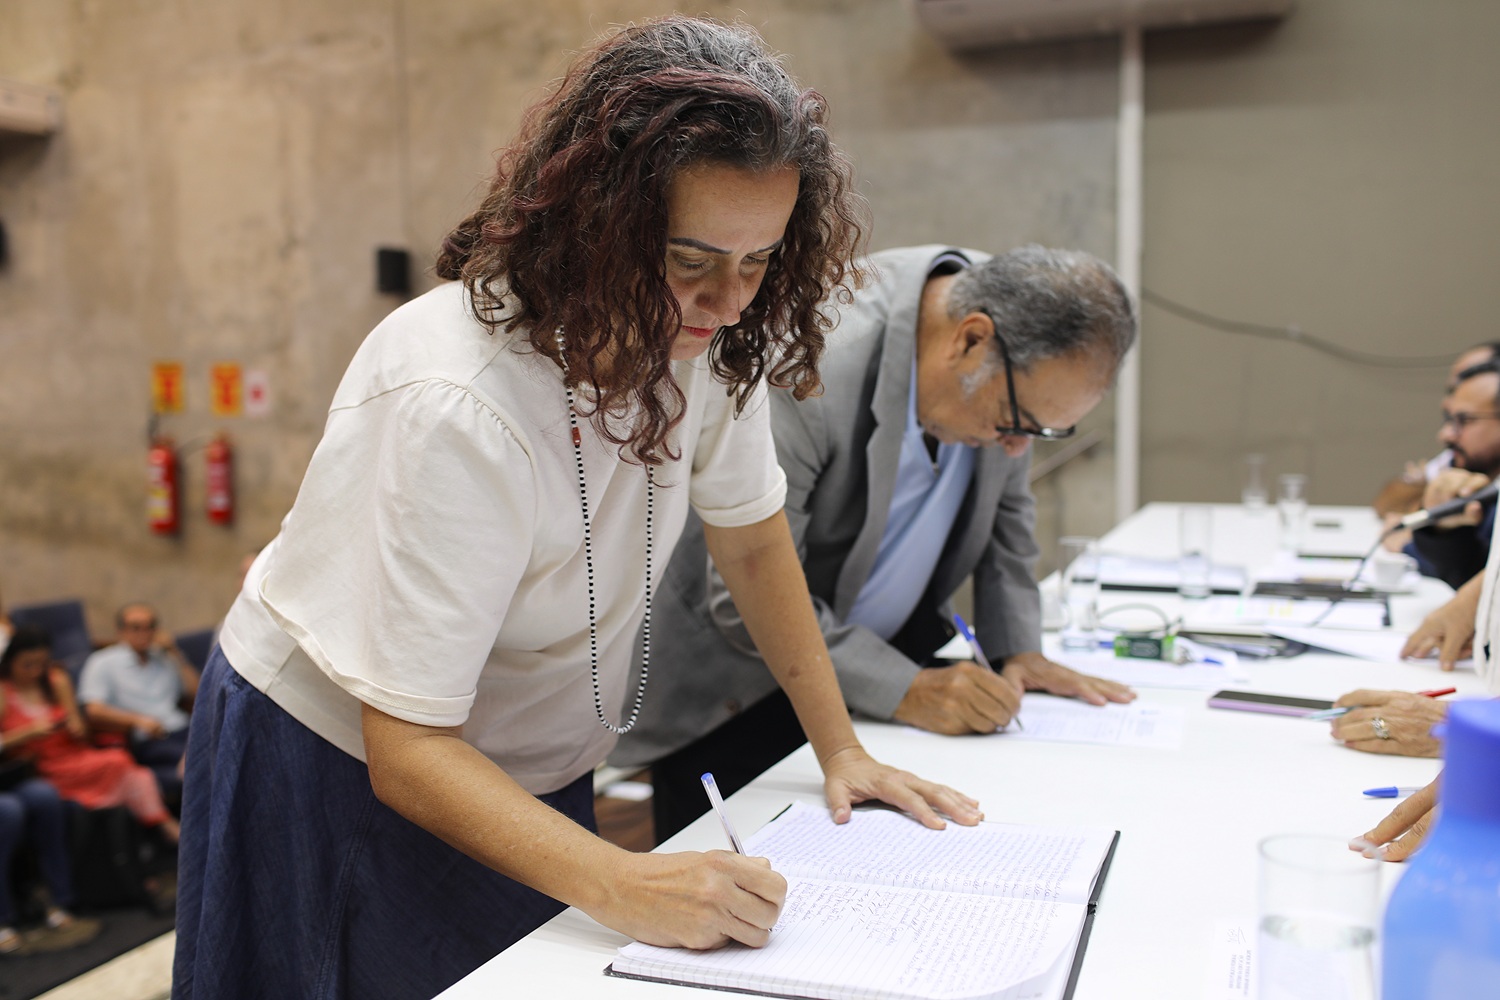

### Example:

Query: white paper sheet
xmin=1257 ymin=549 xmax=1420 ymax=587
xmin=1181 ymin=595 xmax=1387 ymax=631
xmin=1045 ymin=642 xmax=1250 ymax=691
xmin=1203 ymin=918 xmax=1255 ymax=1000
xmin=1259 ymin=625 xmax=1476 ymax=671
xmin=1001 ymin=695 xmax=1186 ymax=750
xmin=1097 ymin=553 xmax=1247 ymax=593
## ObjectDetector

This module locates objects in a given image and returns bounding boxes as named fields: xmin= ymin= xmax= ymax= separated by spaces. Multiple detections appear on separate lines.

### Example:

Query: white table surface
xmin=437 ymin=503 xmax=1481 ymax=1000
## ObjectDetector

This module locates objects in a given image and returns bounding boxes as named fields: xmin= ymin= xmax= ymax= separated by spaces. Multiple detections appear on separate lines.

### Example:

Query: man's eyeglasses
xmin=1439 ymin=411 xmax=1500 ymax=431
xmin=994 ymin=334 xmax=1076 ymax=441
xmin=122 ymin=620 xmax=158 ymax=631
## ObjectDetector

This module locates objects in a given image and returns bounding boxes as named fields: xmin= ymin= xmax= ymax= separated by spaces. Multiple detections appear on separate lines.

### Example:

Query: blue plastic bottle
xmin=1382 ymin=698 xmax=1500 ymax=998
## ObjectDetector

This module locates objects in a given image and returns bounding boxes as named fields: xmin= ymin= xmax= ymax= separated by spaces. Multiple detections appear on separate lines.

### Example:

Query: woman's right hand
xmin=592 ymin=849 xmax=787 ymax=949
xmin=1401 ymin=575 xmax=1482 ymax=670
xmin=2 ymin=716 xmax=60 ymax=748
xmin=29 ymin=717 xmax=57 ymax=738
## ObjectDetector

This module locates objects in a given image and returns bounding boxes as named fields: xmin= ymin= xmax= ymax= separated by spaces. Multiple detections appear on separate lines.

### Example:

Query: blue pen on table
xmin=1363 ymin=786 xmax=1424 ymax=799
xmin=700 ymin=772 xmax=746 ymax=854
xmin=952 ymin=613 xmax=1023 ymax=731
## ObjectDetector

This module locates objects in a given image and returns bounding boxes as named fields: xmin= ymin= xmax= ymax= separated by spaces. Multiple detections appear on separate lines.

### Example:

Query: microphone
xmin=1308 ymin=478 xmax=1498 ymax=628
xmin=1398 ymin=479 xmax=1500 ymax=531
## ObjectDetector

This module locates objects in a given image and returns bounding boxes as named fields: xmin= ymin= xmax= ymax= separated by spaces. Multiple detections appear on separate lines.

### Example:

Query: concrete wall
xmin=1140 ymin=0 xmax=1500 ymax=506
xmin=0 ymin=1 xmax=1117 ymax=631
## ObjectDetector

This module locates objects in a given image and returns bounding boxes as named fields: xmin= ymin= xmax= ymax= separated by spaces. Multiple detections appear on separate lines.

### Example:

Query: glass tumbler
xmin=1257 ymin=834 xmax=1378 ymax=1000
xmin=1058 ymin=536 xmax=1100 ymax=651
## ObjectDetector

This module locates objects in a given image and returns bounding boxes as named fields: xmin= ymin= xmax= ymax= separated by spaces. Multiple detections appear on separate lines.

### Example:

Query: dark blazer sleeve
xmin=1409 ymin=504 xmax=1494 ymax=591
xmin=973 ymin=451 xmax=1043 ymax=661
xmin=702 ymin=389 xmax=924 ymax=721
xmin=778 ymin=393 xmax=925 ymax=720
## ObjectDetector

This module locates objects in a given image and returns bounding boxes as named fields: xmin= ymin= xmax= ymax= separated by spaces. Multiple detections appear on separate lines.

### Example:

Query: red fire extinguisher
xmin=147 ymin=437 xmax=180 ymax=535
xmin=205 ymin=433 xmax=234 ymax=526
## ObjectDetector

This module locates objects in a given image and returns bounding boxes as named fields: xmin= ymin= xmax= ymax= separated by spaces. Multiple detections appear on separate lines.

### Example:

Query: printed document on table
xmin=1045 ymin=639 xmax=1250 ymax=691
xmin=1257 ymin=551 xmax=1420 ymax=593
xmin=999 ymin=695 xmax=1185 ymax=750
xmin=1181 ymin=595 xmax=1386 ymax=631
xmin=1097 ymin=553 xmax=1247 ymax=592
xmin=1258 ymin=625 xmax=1476 ymax=670
xmin=1204 ymin=918 xmax=1255 ymax=1000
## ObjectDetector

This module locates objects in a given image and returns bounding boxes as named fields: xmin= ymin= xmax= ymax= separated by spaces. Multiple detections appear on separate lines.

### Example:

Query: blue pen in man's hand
xmin=951 ymin=613 xmax=1024 ymax=731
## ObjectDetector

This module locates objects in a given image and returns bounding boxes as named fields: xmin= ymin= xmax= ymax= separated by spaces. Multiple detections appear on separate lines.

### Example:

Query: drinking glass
xmin=1178 ymin=505 xmax=1213 ymax=599
xmin=1243 ymin=453 xmax=1269 ymax=512
xmin=1058 ymin=536 xmax=1100 ymax=650
xmin=1278 ymin=474 xmax=1308 ymax=552
xmin=1257 ymin=834 xmax=1378 ymax=1000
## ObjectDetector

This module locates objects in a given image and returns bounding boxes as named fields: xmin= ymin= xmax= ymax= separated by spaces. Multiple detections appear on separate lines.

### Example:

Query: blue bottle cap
xmin=1442 ymin=699 xmax=1500 ymax=824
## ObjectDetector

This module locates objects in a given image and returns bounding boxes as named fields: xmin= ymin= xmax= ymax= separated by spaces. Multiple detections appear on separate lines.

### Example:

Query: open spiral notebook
xmin=607 ymin=802 xmax=1119 ymax=1000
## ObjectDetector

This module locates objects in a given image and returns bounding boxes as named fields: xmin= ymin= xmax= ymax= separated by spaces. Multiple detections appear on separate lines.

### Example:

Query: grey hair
xmin=947 ymin=245 xmax=1136 ymax=377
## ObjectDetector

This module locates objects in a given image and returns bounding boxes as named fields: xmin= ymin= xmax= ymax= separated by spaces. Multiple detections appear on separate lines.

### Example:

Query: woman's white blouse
xmin=220 ymin=282 xmax=786 ymax=794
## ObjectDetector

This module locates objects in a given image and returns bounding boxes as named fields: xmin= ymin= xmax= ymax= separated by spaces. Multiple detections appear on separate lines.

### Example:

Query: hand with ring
xmin=1329 ymin=689 xmax=1446 ymax=757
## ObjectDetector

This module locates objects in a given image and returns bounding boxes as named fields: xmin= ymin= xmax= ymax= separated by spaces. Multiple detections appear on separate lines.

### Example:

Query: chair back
xmin=174 ymin=627 xmax=216 ymax=671
xmin=8 ymin=599 xmax=94 ymax=679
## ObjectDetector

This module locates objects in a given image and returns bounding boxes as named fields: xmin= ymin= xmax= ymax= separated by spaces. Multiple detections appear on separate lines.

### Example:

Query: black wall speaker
xmin=376 ymin=246 xmax=411 ymax=296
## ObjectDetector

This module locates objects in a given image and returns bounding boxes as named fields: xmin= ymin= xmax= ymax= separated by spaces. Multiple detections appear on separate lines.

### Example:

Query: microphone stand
xmin=1308 ymin=483 xmax=1498 ymax=627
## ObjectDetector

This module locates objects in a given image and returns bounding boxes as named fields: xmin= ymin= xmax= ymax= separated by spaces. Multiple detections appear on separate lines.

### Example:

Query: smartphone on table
xmin=1206 ymin=690 xmax=1334 ymax=717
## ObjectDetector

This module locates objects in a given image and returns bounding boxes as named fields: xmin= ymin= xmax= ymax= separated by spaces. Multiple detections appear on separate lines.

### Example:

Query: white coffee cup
xmin=1370 ymin=551 xmax=1417 ymax=590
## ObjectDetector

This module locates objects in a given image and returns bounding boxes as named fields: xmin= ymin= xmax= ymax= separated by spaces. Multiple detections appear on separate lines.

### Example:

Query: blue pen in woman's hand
xmin=951 ymin=614 xmax=1024 ymax=731
xmin=701 ymin=772 xmax=746 ymax=854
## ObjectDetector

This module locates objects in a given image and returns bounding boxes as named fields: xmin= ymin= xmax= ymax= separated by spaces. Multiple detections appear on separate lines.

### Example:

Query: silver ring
xmin=1371 ymin=716 xmax=1392 ymax=740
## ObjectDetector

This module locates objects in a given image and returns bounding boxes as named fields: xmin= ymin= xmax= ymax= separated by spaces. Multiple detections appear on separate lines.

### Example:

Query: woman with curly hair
xmin=173 ymin=16 xmax=980 ymax=1000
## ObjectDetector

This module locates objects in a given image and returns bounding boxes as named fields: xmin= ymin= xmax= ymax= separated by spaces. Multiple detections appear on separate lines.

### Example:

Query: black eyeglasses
xmin=994 ymin=335 xmax=1077 ymax=440
xmin=1440 ymin=411 xmax=1500 ymax=431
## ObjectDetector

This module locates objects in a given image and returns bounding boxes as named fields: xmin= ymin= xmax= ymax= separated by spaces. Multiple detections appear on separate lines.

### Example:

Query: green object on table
xmin=1113 ymin=633 xmax=1175 ymax=660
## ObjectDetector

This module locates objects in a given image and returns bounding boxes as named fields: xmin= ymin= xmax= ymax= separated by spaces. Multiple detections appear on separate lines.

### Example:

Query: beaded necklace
xmin=556 ymin=331 xmax=653 ymax=734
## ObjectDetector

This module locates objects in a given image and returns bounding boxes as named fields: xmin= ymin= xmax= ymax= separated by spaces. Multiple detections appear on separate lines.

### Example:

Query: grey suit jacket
xmin=610 ymin=245 xmax=1041 ymax=767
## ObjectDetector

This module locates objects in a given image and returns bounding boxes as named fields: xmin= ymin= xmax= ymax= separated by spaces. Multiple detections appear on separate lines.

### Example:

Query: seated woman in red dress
xmin=0 ymin=627 xmax=179 ymax=843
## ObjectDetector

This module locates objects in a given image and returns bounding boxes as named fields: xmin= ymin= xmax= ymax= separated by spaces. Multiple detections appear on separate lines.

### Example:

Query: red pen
xmin=1417 ymin=687 xmax=1457 ymax=698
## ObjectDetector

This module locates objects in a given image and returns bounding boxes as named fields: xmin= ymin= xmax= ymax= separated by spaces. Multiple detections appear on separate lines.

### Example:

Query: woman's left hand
xmin=1353 ymin=776 xmax=1439 ymax=862
xmin=820 ymin=746 xmax=982 ymax=829
xmin=1330 ymin=689 xmax=1447 ymax=757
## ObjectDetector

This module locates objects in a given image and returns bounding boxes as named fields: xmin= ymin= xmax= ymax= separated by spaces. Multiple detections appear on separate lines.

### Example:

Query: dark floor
xmin=0 ymin=775 xmax=657 ymax=1000
xmin=0 ymin=904 xmax=175 ymax=1000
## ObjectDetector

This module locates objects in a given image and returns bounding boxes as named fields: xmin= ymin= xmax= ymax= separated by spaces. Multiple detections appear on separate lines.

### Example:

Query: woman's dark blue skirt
xmin=172 ymin=647 xmax=597 ymax=999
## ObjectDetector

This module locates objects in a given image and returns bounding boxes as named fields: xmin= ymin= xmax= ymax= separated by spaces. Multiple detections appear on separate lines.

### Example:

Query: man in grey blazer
xmin=612 ymin=244 xmax=1138 ymax=839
